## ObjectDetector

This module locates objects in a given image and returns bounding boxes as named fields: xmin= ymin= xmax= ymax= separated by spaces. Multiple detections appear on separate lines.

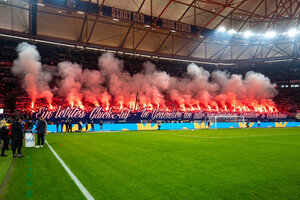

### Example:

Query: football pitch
xmin=0 ymin=128 xmax=299 ymax=200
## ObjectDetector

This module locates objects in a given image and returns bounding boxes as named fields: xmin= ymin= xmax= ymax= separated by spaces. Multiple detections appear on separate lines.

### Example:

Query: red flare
xmin=232 ymin=107 xmax=236 ymax=112
xmin=224 ymin=105 xmax=227 ymax=111
xmin=148 ymin=103 xmax=153 ymax=110
xmin=207 ymin=105 xmax=211 ymax=111
xmin=190 ymin=105 xmax=194 ymax=111
xmin=181 ymin=104 xmax=186 ymax=112
xmin=77 ymin=101 xmax=84 ymax=110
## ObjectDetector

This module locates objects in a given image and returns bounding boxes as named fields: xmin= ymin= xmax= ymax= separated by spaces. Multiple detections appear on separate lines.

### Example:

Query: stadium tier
xmin=0 ymin=37 xmax=299 ymax=123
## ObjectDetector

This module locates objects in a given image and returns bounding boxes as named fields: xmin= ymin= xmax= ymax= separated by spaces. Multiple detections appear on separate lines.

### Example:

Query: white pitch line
xmin=45 ymin=140 xmax=95 ymax=200
xmin=154 ymin=132 xmax=300 ymax=139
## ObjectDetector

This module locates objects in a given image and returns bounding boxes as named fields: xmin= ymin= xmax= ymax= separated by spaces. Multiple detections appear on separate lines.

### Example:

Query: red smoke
xmin=13 ymin=43 xmax=279 ymax=114
xmin=12 ymin=42 xmax=53 ymax=109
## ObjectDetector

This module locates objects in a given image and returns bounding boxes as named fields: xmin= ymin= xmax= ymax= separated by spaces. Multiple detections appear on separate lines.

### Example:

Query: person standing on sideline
xmin=91 ymin=121 xmax=94 ymax=132
xmin=56 ymin=121 xmax=59 ymax=133
xmin=257 ymin=120 xmax=260 ymax=128
xmin=85 ymin=121 xmax=88 ymax=132
xmin=246 ymin=121 xmax=250 ymax=128
xmin=78 ymin=121 xmax=83 ymax=132
xmin=0 ymin=119 xmax=9 ymax=157
xmin=65 ymin=119 xmax=69 ymax=132
xmin=207 ymin=121 xmax=211 ymax=128
xmin=99 ymin=121 xmax=103 ymax=131
xmin=68 ymin=119 xmax=72 ymax=133
xmin=35 ymin=117 xmax=48 ymax=148
xmin=27 ymin=120 xmax=33 ymax=132
xmin=11 ymin=117 xmax=24 ymax=157
xmin=157 ymin=122 xmax=162 ymax=130
xmin=60 ymin=120 xmax=64 ymax=133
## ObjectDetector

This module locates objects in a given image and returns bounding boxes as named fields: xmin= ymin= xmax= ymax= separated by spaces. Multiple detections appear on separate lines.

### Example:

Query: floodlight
xmin=228 ymin=29 xmax=237 ymax=34
xmin=264 ymin=31 xmax=276 ymax=38
xmin=287 ymin=28 xmax=297 ymax=37
xmin=243 ymin=31 xmax=253 ymax=38
xmin=217 ymin=26 xmax=226 ymax=32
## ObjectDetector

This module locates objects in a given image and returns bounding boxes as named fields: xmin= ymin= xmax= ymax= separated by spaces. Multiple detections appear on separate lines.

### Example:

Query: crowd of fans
xmin=0 ymin=37 xmax=299 ymax=119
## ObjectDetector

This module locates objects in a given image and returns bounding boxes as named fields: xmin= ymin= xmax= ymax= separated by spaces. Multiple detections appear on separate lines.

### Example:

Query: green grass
xmin=0 ymin=153 xmax=12 ymax=185
xmin=1 ymin=128 xmax=300 ymax=200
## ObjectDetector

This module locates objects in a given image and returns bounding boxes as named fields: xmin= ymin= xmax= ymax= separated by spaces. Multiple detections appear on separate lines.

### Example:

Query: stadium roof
xmin=0 ymin=0 xmax=300 ymax=64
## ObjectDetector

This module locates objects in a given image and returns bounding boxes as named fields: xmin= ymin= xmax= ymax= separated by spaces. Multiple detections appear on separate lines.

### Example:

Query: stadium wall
xmin=45 ymin=122 xmax=300 ymax=132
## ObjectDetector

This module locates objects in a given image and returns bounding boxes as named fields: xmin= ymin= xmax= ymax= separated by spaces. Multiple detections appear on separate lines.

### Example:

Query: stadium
xmin=0 ymin=0 xmax=299 ymax=199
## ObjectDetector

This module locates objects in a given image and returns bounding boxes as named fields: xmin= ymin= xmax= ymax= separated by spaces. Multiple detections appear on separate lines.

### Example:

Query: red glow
xmin=207 ymin=105 xmax=211 ymax=111
xmin=224 ymin=105 xmax=227 ymax=111
xmin=148 ymin=103 xmax=153 ymax=110
xmin=77 ymin=101 xmax=84 ymax=110
xmin=215 ymin=105 xmax=219 ymax=112
xmin=28 ymin=96 xmax=279 ymax=114
xmin=119 ymin=102 xmax=123 ymax=110
xmin=181 ymin=104 xmax=186 ymax=112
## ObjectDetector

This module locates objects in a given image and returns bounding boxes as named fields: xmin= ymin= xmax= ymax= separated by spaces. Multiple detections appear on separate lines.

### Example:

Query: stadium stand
xmin=0 ymin=37 xmax=299 ymax=119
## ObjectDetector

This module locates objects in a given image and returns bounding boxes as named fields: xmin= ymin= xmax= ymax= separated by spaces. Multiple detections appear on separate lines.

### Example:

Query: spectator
xmin=35 ymin=117 xmax=48 ymax=148
xmin=11 ymin=117 xmax=24 ymax=157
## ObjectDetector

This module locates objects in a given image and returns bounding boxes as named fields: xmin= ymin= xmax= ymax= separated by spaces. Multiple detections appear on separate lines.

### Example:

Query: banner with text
xmin=34 ymin=106 xmax=289 ymax=122
xmin=43 ymin=0 xmax=199 ymax=34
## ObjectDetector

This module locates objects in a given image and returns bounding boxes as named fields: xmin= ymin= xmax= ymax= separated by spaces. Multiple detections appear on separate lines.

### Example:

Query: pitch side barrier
xmin=42 ymin=122 xmax=300 ymax=132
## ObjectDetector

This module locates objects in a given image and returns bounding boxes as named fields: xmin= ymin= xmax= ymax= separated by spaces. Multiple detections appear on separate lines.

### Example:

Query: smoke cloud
xmin=12 ymin=42 xmax=53 ymax=107
xmin=12 ymin=43 xmax=278 ymax=113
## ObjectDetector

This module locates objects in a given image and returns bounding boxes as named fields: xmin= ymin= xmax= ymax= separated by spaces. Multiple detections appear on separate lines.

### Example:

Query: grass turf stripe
xmin=26 ymin=149 xmax=33 ymax=199
xmin=0 ymin=158 xmax=16 ymax=199
xmin=154 ymin=132 xmax=300 ymax=139
xmin=45 ymin=140 xmax=95 ymax=200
